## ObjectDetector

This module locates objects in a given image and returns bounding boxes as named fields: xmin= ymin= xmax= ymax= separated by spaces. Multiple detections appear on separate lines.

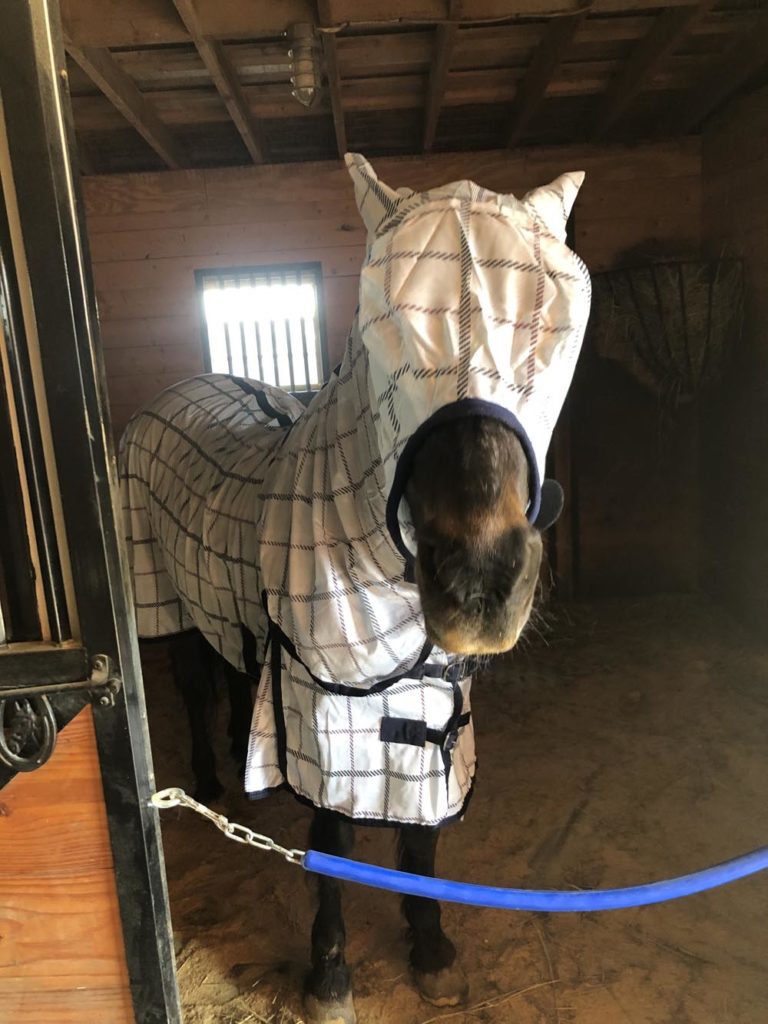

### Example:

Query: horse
xmin=120 ymin=153 xmax=591 ymax=1024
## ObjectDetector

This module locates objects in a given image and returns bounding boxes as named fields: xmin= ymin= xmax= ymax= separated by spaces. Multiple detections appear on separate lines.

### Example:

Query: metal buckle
xmin=442 ymin=729 xmax=459 ymax=753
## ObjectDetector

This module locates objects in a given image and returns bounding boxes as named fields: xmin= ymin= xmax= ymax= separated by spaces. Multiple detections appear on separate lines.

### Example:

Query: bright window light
xmin=198 ymin=265 xmax=327 ymax=392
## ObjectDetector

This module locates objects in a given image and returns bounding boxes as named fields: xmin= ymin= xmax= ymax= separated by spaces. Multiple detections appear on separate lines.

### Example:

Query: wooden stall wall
xmin=84 ymin=141 xmax=702 ymax=595
xmin=0 ymin=710 xmax=133 ymax=1024
xmin=700 ymin=87 xmax=768 ymax=632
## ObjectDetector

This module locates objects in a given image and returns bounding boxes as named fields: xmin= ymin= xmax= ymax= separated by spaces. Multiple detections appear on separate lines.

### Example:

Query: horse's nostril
xmin=422 ymin=527 xmax=537 ymax=620
xmin=431 ymin=544 xmax=463 ymax=590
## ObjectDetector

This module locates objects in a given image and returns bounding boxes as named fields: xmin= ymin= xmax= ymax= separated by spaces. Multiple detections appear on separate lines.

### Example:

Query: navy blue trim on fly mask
xmin=385 ymin=397 xmax=563 ymax=568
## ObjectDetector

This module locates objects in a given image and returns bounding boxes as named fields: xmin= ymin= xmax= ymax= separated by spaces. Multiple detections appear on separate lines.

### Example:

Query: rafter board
xmin=320 ymin=33 xmax=348 ymax=157
xmin=509 ymin=12 xmax=586 ymax=140
xmin=423 ymin=21 xmax=459 ymax=151
xmin=171 ymin=0 xmax=265 ymax=163
xmin=65 ymin=43 xmax=186 ymax=168
xmin=593 ymin=1 xmax=716 ymax=137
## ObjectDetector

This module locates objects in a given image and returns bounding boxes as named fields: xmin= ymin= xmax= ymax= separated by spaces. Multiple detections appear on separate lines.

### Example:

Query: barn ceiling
xmin=61 ymin=0 xmax=768 ymax=174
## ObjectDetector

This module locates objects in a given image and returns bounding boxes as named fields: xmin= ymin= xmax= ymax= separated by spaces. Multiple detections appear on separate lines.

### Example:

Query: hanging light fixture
xmin=288 ymin=23 xmax=321 ymax=108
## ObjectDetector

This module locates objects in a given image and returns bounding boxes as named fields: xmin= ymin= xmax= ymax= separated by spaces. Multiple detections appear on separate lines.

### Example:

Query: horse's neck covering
xmin=258 ymin=155 xmax=591 ymax=685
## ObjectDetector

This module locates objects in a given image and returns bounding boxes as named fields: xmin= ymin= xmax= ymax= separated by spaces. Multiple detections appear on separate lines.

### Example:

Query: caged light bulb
xmin=288 ymin=23 xmax=320 ymax=108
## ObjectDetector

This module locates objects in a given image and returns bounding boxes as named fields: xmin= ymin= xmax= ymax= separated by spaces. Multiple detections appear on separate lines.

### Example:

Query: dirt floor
xmin=143 ymin=595 xmax=768 ymax=1024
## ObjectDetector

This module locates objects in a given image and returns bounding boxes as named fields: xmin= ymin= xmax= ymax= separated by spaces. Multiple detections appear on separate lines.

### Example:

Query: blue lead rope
xmin=303 ymin=845 xmax=768 ymax=912
xmin=150 ymin=789 xmax=768 ymax=912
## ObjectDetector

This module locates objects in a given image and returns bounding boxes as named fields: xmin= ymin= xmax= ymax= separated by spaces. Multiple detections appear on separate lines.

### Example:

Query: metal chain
xmin=150 ymin=787 xmax=305 ymax=865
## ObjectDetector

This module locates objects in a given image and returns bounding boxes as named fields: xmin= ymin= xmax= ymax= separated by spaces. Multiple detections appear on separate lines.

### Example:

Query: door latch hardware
xmin=0 ymin=654 xmax=122 ymax=771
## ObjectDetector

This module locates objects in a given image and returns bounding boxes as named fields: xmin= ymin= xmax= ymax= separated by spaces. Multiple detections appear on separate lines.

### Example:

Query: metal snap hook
xmin=150 ymin=787 xmax=185 ymax=809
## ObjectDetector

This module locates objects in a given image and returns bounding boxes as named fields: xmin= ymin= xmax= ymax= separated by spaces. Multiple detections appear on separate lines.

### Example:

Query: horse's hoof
xmin=193 ymin=776 xmax=224 ymax=803
xmin=304 ymin=991 xmax=357 ymax=1024
xmin=413 ymin=963 xmax=469 ymax=1007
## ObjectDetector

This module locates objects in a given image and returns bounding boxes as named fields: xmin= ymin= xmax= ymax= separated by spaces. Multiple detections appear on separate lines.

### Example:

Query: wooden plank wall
xmin=700 ymin=87 xmax=768 ymax=631
xmin=84 ymin=141 xmax=703 ymax=596
xmin=0 ymin=709 xmax=133 ymax=1024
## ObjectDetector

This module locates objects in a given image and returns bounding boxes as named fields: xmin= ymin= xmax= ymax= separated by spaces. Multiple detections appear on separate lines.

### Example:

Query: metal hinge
xmin=0 ymin=654 xmax=122 ymax=772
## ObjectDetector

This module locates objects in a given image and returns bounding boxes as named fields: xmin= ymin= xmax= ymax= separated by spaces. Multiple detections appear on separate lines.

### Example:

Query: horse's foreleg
xmin=398 ymin=825 xmax=468 ymax=1007
xmin=305 ymin=809 xmax=357 ymax=1024
xmin=221 ymin=660 xmax=254 ymax=773
xmin=169 ymin=630 xmax=223 ymax=802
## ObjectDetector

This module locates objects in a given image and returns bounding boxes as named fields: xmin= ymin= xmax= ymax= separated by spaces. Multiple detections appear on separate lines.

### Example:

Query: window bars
xmin=197 ymin=263 xmax=328 ymax=393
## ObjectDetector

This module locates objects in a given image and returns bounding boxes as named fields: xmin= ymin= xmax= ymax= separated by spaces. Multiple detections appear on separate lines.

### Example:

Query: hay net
xmin=588 ymin=244 xmax=744 ymax=404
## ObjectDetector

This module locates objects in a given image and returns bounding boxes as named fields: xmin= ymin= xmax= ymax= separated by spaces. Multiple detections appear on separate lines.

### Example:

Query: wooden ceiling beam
xmin=320 ymin=32 xmax=347 ymax=157
xmin=593 ymin=1 xmax=714 ymax=138
xmin=423 ymin=24 xmax=458 ymax=152
xmin=318 ymin=2 xmax=346 ymax=158
xmin=171 ymin=0 xmax=265 ymax=164
xmin=505 ymin=11 xmax=585 ymax=149
xmin=64 ymin=42 xmax=185 ymax=168
xmin=423 ymin=1 xmax=462 ymax=152
xmin=669 ymin=13 xmax=768 ymax=134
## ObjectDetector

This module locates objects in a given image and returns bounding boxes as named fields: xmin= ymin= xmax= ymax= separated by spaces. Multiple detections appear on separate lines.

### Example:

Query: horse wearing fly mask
xmin=120 ymin=154 xmax=591 ymax=1023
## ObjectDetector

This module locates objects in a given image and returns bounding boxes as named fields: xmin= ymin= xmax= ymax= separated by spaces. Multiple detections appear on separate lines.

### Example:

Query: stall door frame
xmin=0 ymin=1 xmax=182 ymax=1020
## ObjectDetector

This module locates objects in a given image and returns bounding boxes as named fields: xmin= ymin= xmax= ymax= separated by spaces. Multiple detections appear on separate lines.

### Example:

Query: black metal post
xmin=0 ymin=2 xmax=182 ymax=1021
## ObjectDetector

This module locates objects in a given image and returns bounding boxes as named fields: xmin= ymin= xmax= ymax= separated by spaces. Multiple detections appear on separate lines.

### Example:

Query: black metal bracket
xmin=0 ymin=652 xmax=122 ymax=704
xmin=0 ymin=654 xmax=121 ymax=771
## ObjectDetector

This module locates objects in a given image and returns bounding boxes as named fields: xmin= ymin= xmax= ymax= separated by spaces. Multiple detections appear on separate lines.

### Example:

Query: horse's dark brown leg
xmin=305 ymin=809 xmax=357 ymax=1024
xmin=398 ymin=825 xmax=469 ymax=1007
xmin=221 ymin=660 xmax=254 ymax=774
xmin=169 ymin=629 xmax=223 ymax=802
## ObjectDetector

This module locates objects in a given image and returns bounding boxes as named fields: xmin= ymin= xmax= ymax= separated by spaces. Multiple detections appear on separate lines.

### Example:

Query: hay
xmin=588 ymin=255 xmax=744 ymax=404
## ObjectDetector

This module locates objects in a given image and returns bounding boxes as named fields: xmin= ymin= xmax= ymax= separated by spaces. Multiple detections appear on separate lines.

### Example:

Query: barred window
xmin=196 ymin=263 xmax=328 ymax=394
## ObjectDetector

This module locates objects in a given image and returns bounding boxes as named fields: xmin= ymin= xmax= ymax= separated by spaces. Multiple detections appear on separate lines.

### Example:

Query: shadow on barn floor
xmin=142 ymin=595 xmax=768 ymax=1024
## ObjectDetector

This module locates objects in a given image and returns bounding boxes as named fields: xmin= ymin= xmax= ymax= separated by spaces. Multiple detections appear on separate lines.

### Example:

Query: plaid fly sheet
xmin=120 ymin=154 xmax=591 ymax=826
